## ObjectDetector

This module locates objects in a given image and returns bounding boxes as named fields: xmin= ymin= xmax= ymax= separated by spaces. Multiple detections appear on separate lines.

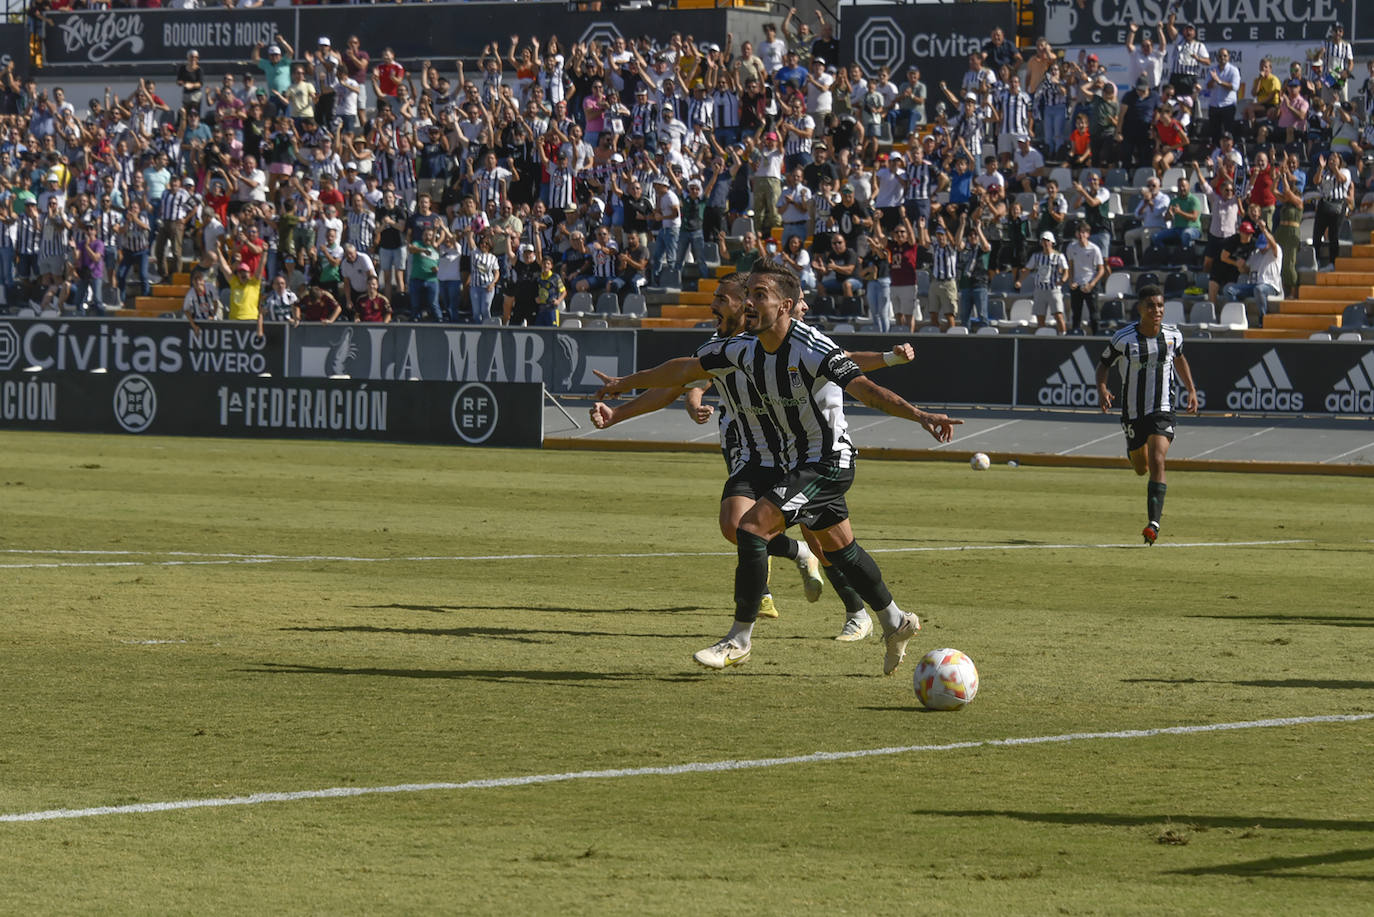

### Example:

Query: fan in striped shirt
xmin=994 ymin=75 xmax=1033 ymax=156
xmin=1095 ymin=284 xmax=1198 ymax=545
xmin=595 ymin=258 xmax=959 ymax=673
xmin=589 ymin=270 xmax=918 ymax=635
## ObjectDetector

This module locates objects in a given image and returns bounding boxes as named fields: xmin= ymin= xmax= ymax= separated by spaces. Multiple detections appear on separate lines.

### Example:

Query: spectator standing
xmin=177 ymin=51 xmax=204 ymax=114
xmin=1021 ymin=230 xmax=1068 ymax=334
xmin=748 ymin=131 xmax=784 ymax=231
xmin=1071 ymin=172 xmax=1112 ymax=259
xmin=887 ymin=221 xmax=920 ymax=331
xmin=1163 ymin=16 xmax=1209 ymax=98
xmin=955 ymin=212 xmax=991 ymax=327
xmin=919 ymin=219 xmax=959 ymax=330
xmin=1116 ymin=76 xmax=1159 ymax=170
xmin=859 ymin=228 xmax=892 ymax=331
xmin=1065 ymin=221 xmax=1106 ymax=333
xmin=1313 ymin=151 xmax=1354 ymax=271
xmin=649 ymin=175 xmax=681 ymax=284
xmin=1273 ymin=158 xmax=1305 ymax=296
xmin=1125 ymin=24 xmax=1166 ymax=89
xmin=1203 ymin=49 xmax=1241 ymax=144
xmin=252 ymin=38 xmax=295 ymax=117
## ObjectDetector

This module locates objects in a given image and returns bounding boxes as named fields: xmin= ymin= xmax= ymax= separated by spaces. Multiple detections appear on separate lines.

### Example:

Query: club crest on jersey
xmin=788 ymin=365 xmax=803 ymax=389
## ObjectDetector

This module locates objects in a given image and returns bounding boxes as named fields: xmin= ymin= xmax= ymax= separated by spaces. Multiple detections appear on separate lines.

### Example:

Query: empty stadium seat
xmin=1340 ymin=303 xmax=1368 ymax=329
xmin=585 ymin=318 xmax=609 ymax=329
xmin=1309 ymin=331 xmax=1332 ymax=340
xmin=594 ymin=293 xmax=621 ymax=315
xmin=621 ymin=293 xmax=648 ymax=318
xmin=1103 ymin=272 xmax=1133 ymax=301
xmin=946 ymin=325 xmax=970 ymax=335
xmin=994 ymin=298 xmax=1035 ymax=329
xmin=1338 ymin=331 xmax=1363 ymax=341
xmin=1033 ymin=325 xmax=1060 ymax=335
xmin=569 ymin=291 xmax=594 ymax=315
xmin=1163 ymin=300 xmax=1187 ymax=325
xmin=1212 ymin=301 xmax=1248 ymax=331
xmin=976 ymin=325 xmax=1000 ymax=334
xmin=560 ymin=317 xmax=582 ymax=328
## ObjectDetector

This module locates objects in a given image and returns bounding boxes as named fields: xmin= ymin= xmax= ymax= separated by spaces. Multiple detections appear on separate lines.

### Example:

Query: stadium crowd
xmin=0 ymin=8 xmax=1366 ymax=332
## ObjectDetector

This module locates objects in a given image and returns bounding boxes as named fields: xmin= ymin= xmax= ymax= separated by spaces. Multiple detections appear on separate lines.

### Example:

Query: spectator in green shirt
xmin=1149 ymin=173 xmax=1203 ymax=255
xmin=251 ymin=36 xmax=295 ymax=117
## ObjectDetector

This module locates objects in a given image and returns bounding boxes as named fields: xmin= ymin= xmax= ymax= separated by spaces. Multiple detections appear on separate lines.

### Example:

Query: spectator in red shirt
xmin=317 ymin=175 xmax=346 ymax=211
xmin=1150 ymin=106 xmax=1189 ymax=177
xmin=1246 ymin=150 xmax=1277 ymax=229
xmin=372 ymin=48 xmax=405 ymax=114
xmin=354 ymin=275 xmax=392 ymax=323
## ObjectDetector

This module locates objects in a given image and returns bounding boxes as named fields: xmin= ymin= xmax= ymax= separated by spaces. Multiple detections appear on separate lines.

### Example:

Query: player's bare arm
xmin=684 ymin=384 xmax=715 ymax=424
xmin=1095 ymin=362 xmax=1114 ymax=413
xmin=843 ymin=375 xmax=961 ymax=443
xmin=594 ymin=356 xmax=711 ymax=398
xmin=848 ymin=343 xmax=913 ymax=373
xmin=1174 ymin=354 xmax=1199 ymax=414
xmin=589 ymin=381 xmax=684 ymax=429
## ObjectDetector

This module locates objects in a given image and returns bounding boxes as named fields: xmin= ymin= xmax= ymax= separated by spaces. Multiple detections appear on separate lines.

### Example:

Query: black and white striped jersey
xmin=696 ymin=321 xmax=862 ymax=471
xmin=997 ymin=88 xmax=1033 ymax=136
xmin=1099 ymin=321 xmax=1185 ymax=420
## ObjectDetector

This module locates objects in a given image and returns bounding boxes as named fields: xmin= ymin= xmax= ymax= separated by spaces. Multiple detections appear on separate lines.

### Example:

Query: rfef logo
xmin=1037 ymin=346 xmax=1099 ymax=406
xmin=113 ymin=374 xmax=157 ymax=432
xmin=1227 ymin=349 xmax=1303 ymax=411
xmin=1325 ymin=351 xmax=1374 ymax=413
xmin=451 ymin=382 xmax=498 ymax=444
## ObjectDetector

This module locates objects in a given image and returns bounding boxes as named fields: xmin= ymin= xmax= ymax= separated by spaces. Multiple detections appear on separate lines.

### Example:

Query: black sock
xmin=734 ymin=529 xmax=770 ymax=623
xmin=822 ymin=541 xmax=893 ymax=610
xmin=1147 ymin=481 xmax=1167 ymax=525
xmin=823 ymin=564 xmax=867 ymax=615
xmin=766 ymin=534 xmax=800 ymax=561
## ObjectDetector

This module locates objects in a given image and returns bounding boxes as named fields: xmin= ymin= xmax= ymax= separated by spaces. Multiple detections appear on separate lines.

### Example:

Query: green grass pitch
xmin=0 ymin=431 xmax=1371 ymax=915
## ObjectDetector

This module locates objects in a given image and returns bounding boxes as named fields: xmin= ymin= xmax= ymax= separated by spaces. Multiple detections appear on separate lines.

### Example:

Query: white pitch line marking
xmin=0 ymin=540 xmax=1314 ymax=570
xmin=2 ymin=713 xmax=1368 ymax=824
xmin=1321 ymin=440 xmax=1374 ymax=463
xmin=1055 ymin=431 xmax=1121 ymax=456
xmin=1189 ymin=426 xmax=1275 ymax=459
xmin=933 ymin=418 xmax=1020 ymax=450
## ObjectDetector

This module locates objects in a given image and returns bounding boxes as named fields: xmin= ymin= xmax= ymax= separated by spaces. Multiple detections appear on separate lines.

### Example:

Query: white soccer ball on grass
xmin=914 ymin=648 xmax=980 ymax=711
xmin=970 ymin=452 xmax=991 ymax=471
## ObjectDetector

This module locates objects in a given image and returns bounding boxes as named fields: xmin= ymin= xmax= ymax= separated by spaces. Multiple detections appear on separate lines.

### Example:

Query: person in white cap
xmin=648 ymin=175 xmax=681 ymax=285
xmin=1019 ymin=230 xmax=1069 ymax=333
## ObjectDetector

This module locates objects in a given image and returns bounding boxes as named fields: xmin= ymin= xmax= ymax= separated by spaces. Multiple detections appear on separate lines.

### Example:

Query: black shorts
xmin=761 ymin=461 xmax=854 ymax=530
xmin=1122 ymin=411 xmax=1176 ymax=453
xmin=721 ymin=462 xmax=782 ymax=503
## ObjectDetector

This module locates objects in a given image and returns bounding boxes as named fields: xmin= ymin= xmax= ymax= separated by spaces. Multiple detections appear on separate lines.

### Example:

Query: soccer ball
xmin=970 ymin=452 xmax=991 ymax=471
xmin=914 ymin=648 xmax=980 ymax=711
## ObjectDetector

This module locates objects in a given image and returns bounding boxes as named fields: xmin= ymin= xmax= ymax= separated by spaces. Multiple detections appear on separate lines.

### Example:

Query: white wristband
xmin=884 ymin=351 xmax=908 ymax=367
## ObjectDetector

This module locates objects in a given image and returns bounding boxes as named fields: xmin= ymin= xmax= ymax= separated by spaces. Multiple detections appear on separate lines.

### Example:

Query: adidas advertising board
xmin=1225 ymin=348 xmax=1304 ymax=411
xmin=1325 ymin=351 xmax=1374 ymax=414
xmin=0 ymin=372 xmax=542 ymax=447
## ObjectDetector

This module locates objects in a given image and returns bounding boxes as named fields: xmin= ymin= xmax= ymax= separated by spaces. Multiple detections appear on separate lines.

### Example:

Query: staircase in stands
xmin=1248 ymin=230 xmax=1374 ymax=340
xmin=115 ymin=273 xmax=191 ymax=318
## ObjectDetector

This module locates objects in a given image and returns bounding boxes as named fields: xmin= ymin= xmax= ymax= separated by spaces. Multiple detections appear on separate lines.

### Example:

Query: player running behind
xmin=590 ymin=273 xmax=915 ymax=641
xmin=597 ymin=259 xmax=960 ymax=673
xmin=1095 ymin=284 xmax=1199 ymax=545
